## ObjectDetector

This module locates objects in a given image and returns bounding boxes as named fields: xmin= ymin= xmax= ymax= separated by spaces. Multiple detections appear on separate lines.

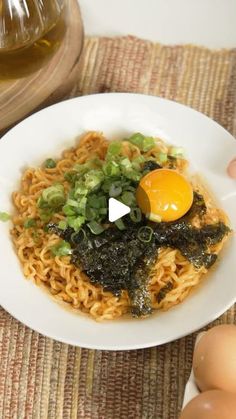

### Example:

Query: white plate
xmin=0 ymin=93 xmax=236 ymax=350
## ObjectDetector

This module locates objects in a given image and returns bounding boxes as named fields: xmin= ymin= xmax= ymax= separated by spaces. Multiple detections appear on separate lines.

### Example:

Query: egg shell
xmin=180 ymin=390 xmax=236 ymax=419
xmin=193 ymin=324 xmax=236 ymax=393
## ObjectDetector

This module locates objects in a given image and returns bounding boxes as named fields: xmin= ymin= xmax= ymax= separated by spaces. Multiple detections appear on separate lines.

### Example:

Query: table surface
xmin=79 ymin=0 xmax=236 ymax=48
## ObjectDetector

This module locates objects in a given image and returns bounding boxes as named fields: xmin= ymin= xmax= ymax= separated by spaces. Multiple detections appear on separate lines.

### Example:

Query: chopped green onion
xmin=107 ymin=141 xmax=122 ymax=156
xmin=138 ymin=226 xmax=153 ymax=243
xmin=115 ymin=218 xmax=126 ymax=230
xmin=39 ymin=209 xmax=53 ymax=222
xmin=169 ymin=146 xmax=185 ymax=158
xmin=64 ymin=171 xmax=78 ymax=184
xmin=51 ymin=240 xmax=72 ymax=256
xmin=67 ymin=215 xmax=85 ymax=231
xmin=77 ymin=197 xmax=88 ymax=215
xmin=132 ymin=155 xmax=145 ymax=170
xmin=87 ymin=194 xmax=99 ymax=208
xmin=38 ymin=184 xmax=65 ymax=210
xmin=103 ymin=161 xmax=120 ymax=177
xmin=73 ymin=182 xmax=89 ymax=198
xmin=128 ymin=133 xmax=145 ymax=149
xmin=87 ymin=221 xmax=105 ymax=235
xmin=99 ymin=208 xmax=107 ymax=215
xmin=66 ymin=199 xmax=80 ymax=208
xmin=0 ymin=212 xmax=11 ymax=222
xmin=130 ymin=207 xmax=142 ymax=223
xmin=142 ymin=136 xmax=155 ymax=152
xmin=147 ymin=212 xmax=162 ymax=223
xmin=109 ymin=184 xmax=122 ymax=197
xmin=63 ymin=204 xmax=76 ymax=216
xmin=123 ymin=169 xmax=141 ymax=182
xmin=24 ymin=218 xmax=36 ymax=229
xmin=121 ymin=191 xmax=135 ymax=206
xmin=158 ymin=152 xmax=167 ymax=163
xmin=123 ymin=185 xmax=136 ymax=193
xmin=120 ymin=157 xmax=132 ymax=169
xmin=84 ymin=170 xmax=104 ymax=190
xmin=97 ymin=196 xmax=107 ymax=208
xmin=128 ymin=133 xmax=155 ymax=152
xmin=73 ymin=162 xmax=91 ymax=174
xmin=87 ymin=195 xmax=107 ymax=209
xmin=44 ymin=158 xmax=56 ymax=169
xmin=58 ymin=220 xmax=67 ymax=230
xmin=85 ymin=207 xmax=97 ymax=221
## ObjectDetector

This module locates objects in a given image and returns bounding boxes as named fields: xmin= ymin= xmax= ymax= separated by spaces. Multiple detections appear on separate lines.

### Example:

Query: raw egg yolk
xmin=136 ymin=169 xmax=193 ymax=222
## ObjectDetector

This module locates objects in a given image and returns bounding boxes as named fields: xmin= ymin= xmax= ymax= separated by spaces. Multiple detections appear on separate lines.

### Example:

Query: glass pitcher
xmin=0 ymin=0 xmax=67 ymax=79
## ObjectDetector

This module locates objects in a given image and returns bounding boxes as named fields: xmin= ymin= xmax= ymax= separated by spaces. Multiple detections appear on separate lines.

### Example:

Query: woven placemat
xmin=1 ymin=37 xmax=236 ymax=419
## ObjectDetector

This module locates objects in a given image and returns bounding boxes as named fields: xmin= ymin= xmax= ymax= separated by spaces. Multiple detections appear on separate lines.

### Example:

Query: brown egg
xmin=227 ymin=158 xmax=236 ymax=179
xmin=193 ymin=324 xmax=236 ymax=393
xmin=180 ymin=390 xmax=236 ymax=419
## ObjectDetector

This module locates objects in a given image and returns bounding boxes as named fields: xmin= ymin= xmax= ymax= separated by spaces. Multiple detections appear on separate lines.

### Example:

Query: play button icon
xmin=108 ymin=198 xmax=131 ymax=222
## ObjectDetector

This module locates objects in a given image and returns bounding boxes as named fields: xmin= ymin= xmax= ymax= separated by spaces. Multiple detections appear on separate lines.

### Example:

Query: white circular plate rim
xmin=0 ymin=93 xmax=236 ymax=350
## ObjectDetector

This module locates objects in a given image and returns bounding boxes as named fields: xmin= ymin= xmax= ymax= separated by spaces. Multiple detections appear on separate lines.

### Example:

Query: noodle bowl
xmin=11 ymin=132 xmax=229 ymax=321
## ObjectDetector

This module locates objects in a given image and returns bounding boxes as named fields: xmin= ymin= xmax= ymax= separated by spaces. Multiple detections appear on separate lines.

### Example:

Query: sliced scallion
xmin=169 ymin=146 xmax=185 ymax=158
xmin=0 ymin=212 xmax=11 ymax=222
xmin=58 ymin=220 xmax=67 ymax=230
xmin=142 ymin=136 xmax=155 ymax=152
xmin=158 ymin=152 xmax=168 ymax=163
xmin=67 ymin=215 xmax=85 ymax=231
xmin=84 ymin=169 xmax=104 ymax=190
xmin=51 ymin=240 xmax=72 ymax=256
xmin=107 ymin=141 xmax=122 ymax=156
xmin=87 ymin=221 xmax=105 ymax=235
xmin=44 ymin=158 xmax=56 ymax=169
xmin=138 ymin=226 xmax=153 ymax=243
xmin=121 ymin=191 xmax=135 ymax=206
xmin=103 ymin=161 xmax=120 ymax=177
xmin=128 ymin=133 xmax=145 ymax=149
xmin=130 ymin=207 xmax=142 ymax=223
xmin=109 ymin=184 xmax=122 ymax=197
xmin=39 ymin=184 xmax=65 ymax=210
xmin=115 ymin=218 xmax=126 ymax=230
xmin=63 ymin=205 xmax=76 ymax=216
xmin=147 ymin=212 xmax=162 ymax=223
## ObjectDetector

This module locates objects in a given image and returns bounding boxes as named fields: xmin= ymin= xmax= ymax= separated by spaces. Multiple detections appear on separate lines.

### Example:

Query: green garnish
xmin=24 ymin=218 xmax=36 ymax=228
xmin=0 ymin=212 xmax=11 ymax=222
xmin=169 ymin=146 xmax=185 ymax=158
xmin=44 ymin=158 xmax=57 ymax=169
xmin=87 ymin=221 xmax=105 ymax=235
xmin=103 ymin=161 xmax=121 ymax=177
xmin=147 ymin=213 xmax=162 ymax=223
xmin=138 ymin=226 xmax=153 ymax=243
xmin=114 ymin=218 xmax=126 ymax=230
xmin=121 ymin=191 xmax=135 ymax=206
xmin=130 ymin=207 xmax=142 ymax=223
xmin=37 ymin=134 xmax=169 ymax=235
xmin=128 ymin=133 xmax=155 ymax=152
xmin=157 ymin=152 xmax=167 ymax=163
xmin=109 ymin=184 xmax=122 ymax=197
xmin=107 ymin=141 xmax=122 ymax=156
xmin=67 ymin=215 xmax=85 ymax=231
xmin=38 ymin=184 xmax=65 ymax=210
xmin=58 ymin=220 xmax=67 ymax=230
xmin=51 ymin=240 xmax=72 ymax=256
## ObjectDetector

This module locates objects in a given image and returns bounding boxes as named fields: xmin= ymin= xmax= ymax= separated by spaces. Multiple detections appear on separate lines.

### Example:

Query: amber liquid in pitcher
xmin=0 ymin=1 xmax=67 ymax=79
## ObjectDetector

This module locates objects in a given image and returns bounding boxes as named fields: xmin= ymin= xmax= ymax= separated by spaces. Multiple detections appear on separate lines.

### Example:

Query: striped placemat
xmin=0 ymin=37 xmax=236 ymax=419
